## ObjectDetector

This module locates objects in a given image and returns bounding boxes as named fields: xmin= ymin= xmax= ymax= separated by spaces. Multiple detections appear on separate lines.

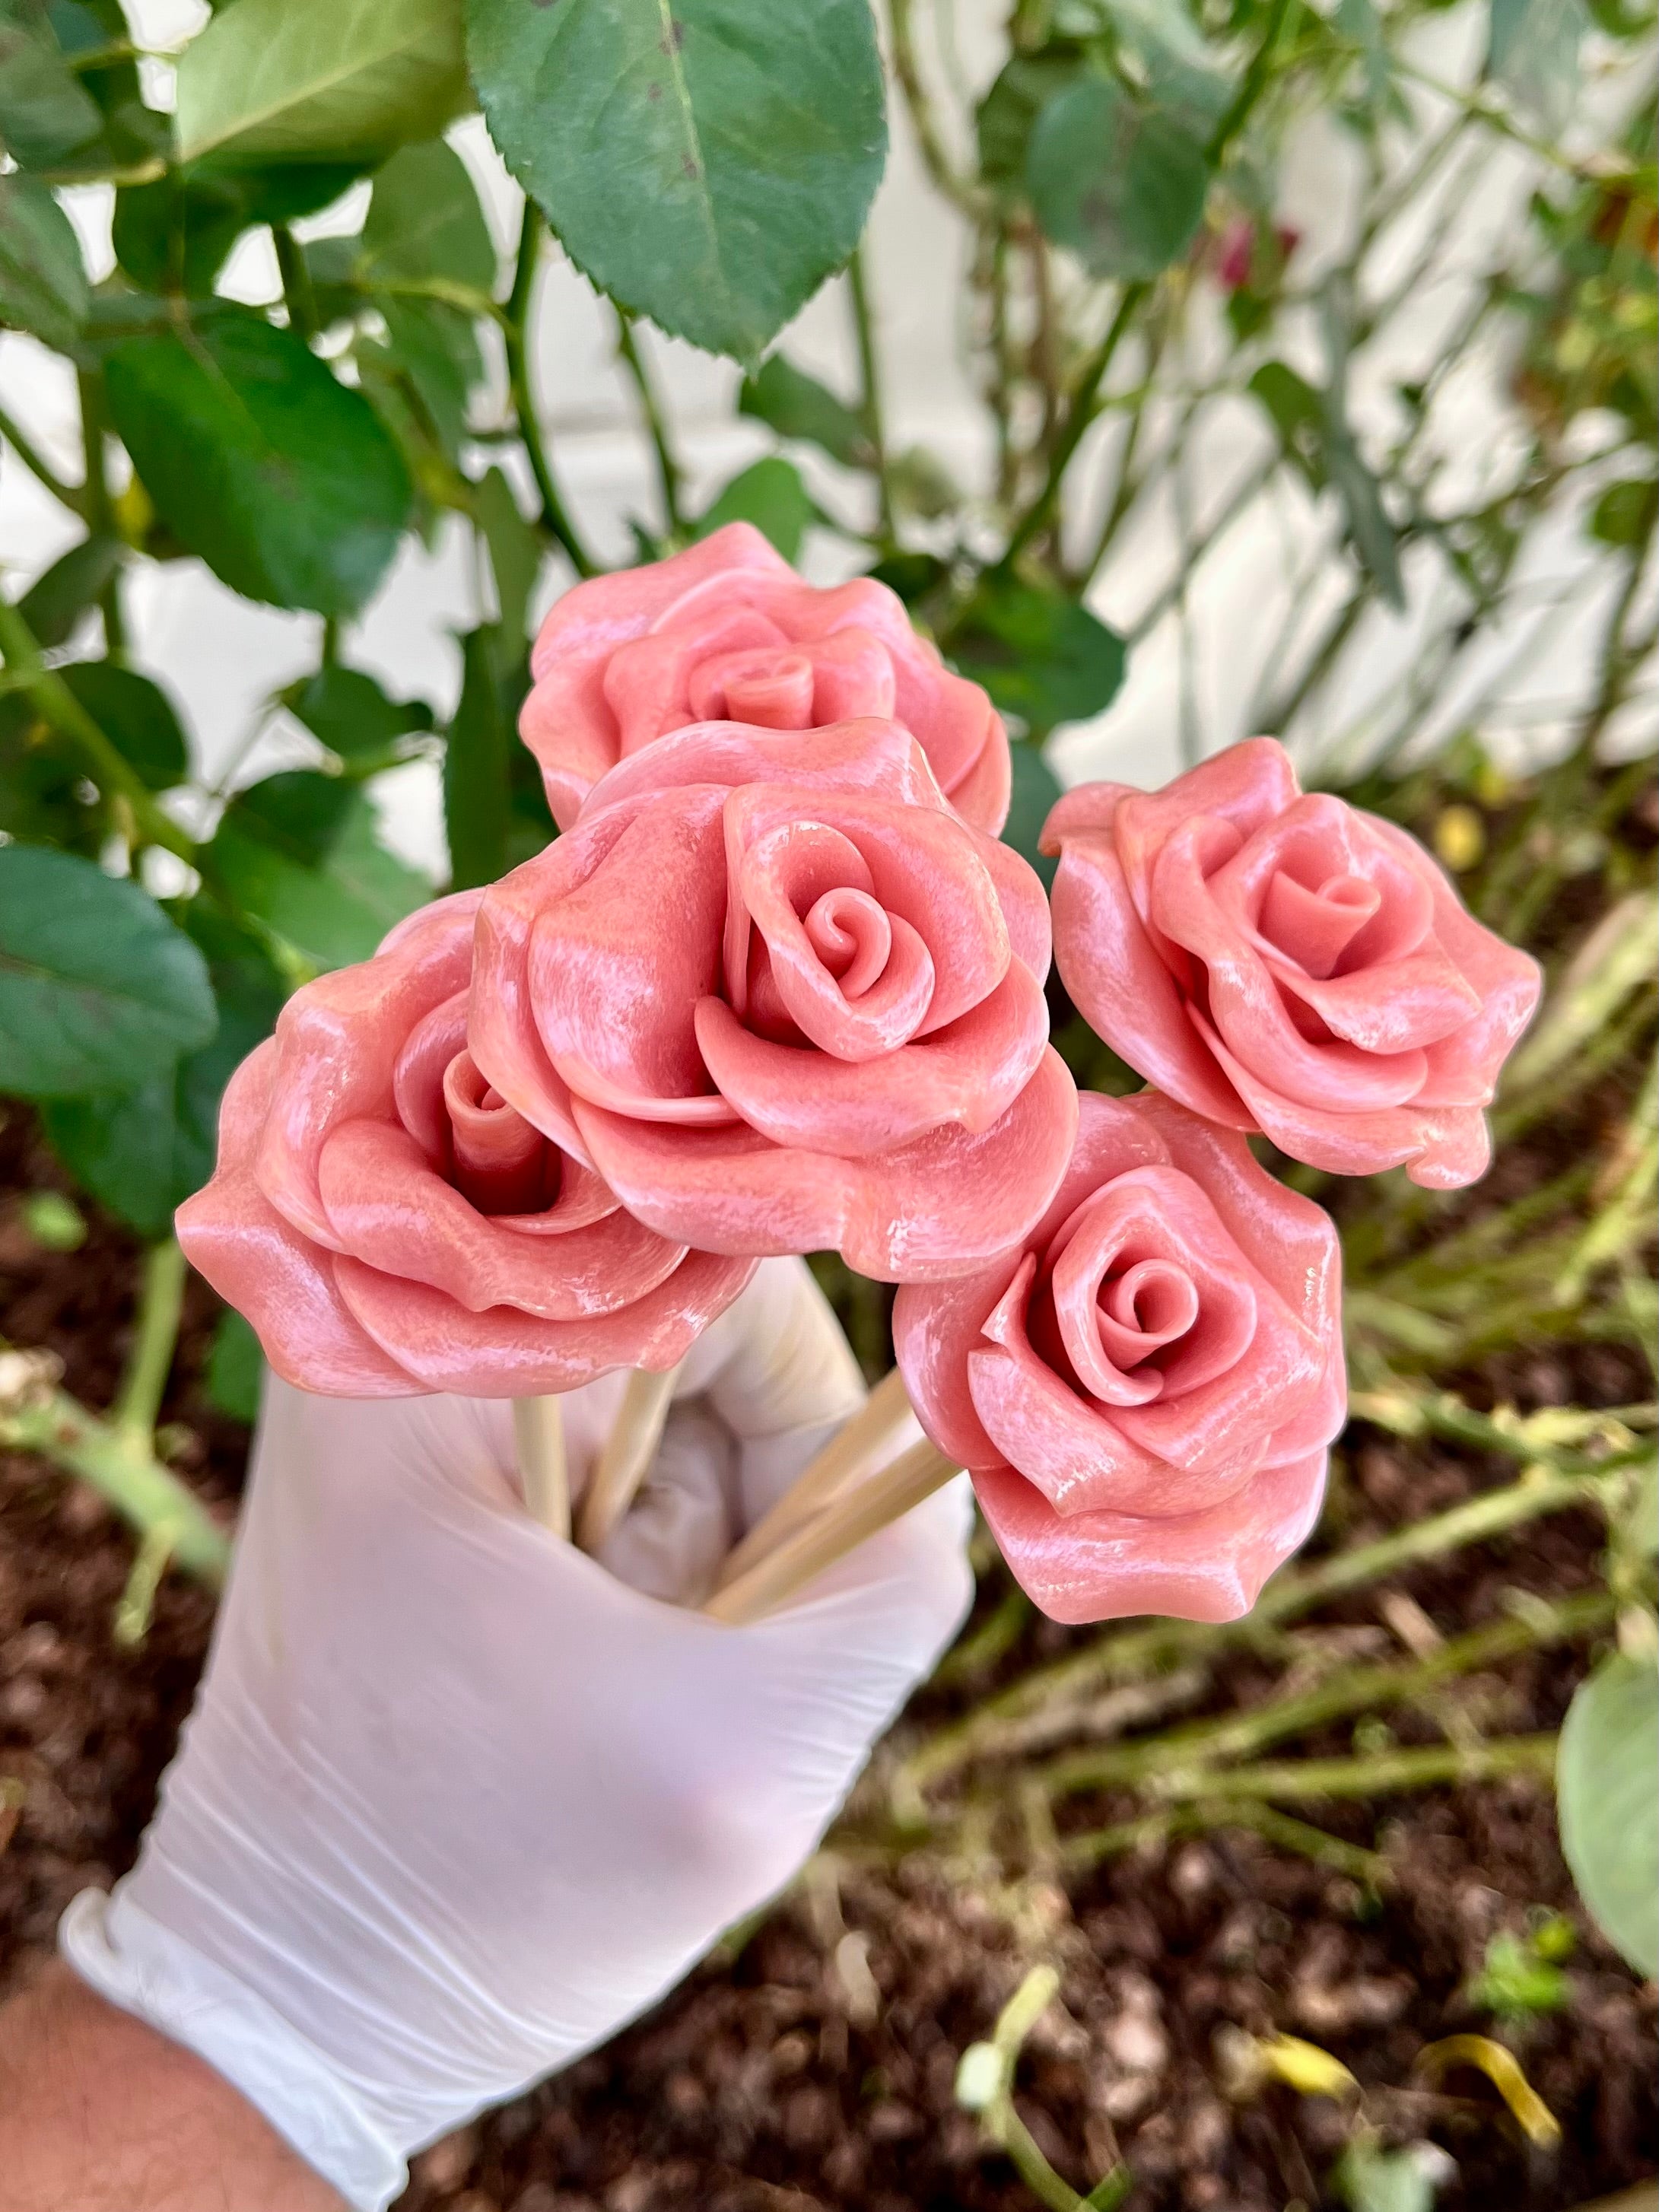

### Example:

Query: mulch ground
xmin=1 ymin=1095 xmax=1654 ymax=2212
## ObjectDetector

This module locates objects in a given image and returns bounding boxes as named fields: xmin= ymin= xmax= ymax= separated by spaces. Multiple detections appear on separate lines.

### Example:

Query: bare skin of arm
xmin=0 ymin=1962 xmax=345 ymax=2212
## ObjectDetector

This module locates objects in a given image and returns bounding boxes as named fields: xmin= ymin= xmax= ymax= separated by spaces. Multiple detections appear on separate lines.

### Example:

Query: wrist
xmin=0 ymin=1956 xmax=345 ymax=2212
xmin=59 ymin=1887 xmax=408 ymax=2212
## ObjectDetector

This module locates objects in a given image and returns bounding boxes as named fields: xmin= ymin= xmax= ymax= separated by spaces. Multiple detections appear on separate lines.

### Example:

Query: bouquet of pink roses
xmin=180 ymin=525 xmax=1540 ymax=1625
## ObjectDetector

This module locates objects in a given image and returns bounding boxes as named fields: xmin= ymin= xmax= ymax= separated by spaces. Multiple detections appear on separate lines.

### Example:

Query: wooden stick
xmin=704 ymin=1438 xmax=959 ymax=1626
xmin=513 ymin=1395 xmax=569 ymax=1538
xmin=577 ymin=1360 xmax=683 ymax=1553
xmin=713 ymin=1365 xmax=914 ymax=1593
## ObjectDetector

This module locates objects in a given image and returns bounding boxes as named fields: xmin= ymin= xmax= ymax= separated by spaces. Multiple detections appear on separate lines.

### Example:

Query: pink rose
xmin=470 ymin=719 xmax=1078 ymax=1281
xmin=893 ymin=1089 xmax=1345 ymax=1624
xmin=176 ymin=894 xmax=755 ymax=1397
xmin=519 ymin=522 xmax=1010 ymax=836
xmin=1042 ymin=739 xmax=1540 ymax=1187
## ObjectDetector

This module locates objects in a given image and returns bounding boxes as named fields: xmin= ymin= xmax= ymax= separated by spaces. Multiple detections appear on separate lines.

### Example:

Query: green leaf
xmin=113 ymin=164 xmax=362 ymax=297
xmin=1333 ymin=2135 xmax=1440 ymax=2212
xmin=467 ymin=0 xmax=888 ymax=365
xmin=1001 ymin=739 xmax=1063 ymax=890
xmin=207 ymin=1306 xmax=265 ymax=1423
xmin=1557 ymin=1649 xmax=1659 ymax=1978
xmin=473 ymin=466 xmax=542 ymax=655
xmin=0 ymin=844 xmax=215 ymax=1097
xmin=0 ymin=688 xmax=106 ymax=853
xmin=17 ymin=533 xmax=121 ymax=650
xmin=739 ymin=352 xmax=873 ymax=470
xmin=1098 ymin=0 xmax=1232 ymax=135
xmin=105 ymin=313 xmax=412 ymax=616
xmin=46 ymin=0 xmax=169 ymax=173
xmin=211 ymin=774 xmax=431 ymax=971
xmin=175 ymin=0 xmax=468 ymax=167
xmin=42 ymin=907 xmax=287 ymax=1235
xmin=281 ymin=662 xmax=434 ymax=761
xmin=60 ymin=661 xmax=189 ymax=790
xmin=1027 ymin=74 xmax=1210 ymax=280
xmin=375 ymin=294 xmax=482 ymax=460
xmin=976 ymin=52 xmax=1081 ymax=192
xmin=1488 ymin=0 xmax=1587 ymax=136
xmin=695 ymin=455 xmax=818 ymax=562
xmin=952 ymin=579 xmax=1127 ymax=735
xmin=0 ymin=170 xmax=87 ymax=348
xmin=361 ymin=137 xmax=495 ymax=289
xmin=0 ymin=5 xmax=103 ymax=170
xmin=1324 ymin=421 xmax=1404 ymax=610
xmin=1589 ymin=475 xmax=1657 ymax=548
xmin=443 ymin=622 xmax=514 ymax=891
xmin=1248 ymin=359 xmax=1327 ymax=488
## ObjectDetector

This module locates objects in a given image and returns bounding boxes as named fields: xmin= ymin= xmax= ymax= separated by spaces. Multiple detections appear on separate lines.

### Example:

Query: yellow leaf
xmin=1416 ymin=2034 xmax=1562 ymax=2146
xmin=1258 ymin=2032 xmax=1362 ymax=2099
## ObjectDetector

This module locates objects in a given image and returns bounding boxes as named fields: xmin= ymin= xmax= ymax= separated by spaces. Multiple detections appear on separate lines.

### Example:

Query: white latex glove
xmin=62 ymin=1259 xmax=971 ymax=2210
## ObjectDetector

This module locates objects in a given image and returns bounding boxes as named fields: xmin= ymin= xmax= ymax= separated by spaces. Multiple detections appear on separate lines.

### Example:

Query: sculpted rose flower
xmin=893 ymin=1089 xmax=1344 ymax=1623
xmin=470 ymin=718 xmax=1078 ymax=1281
xmin=1042 ymin=739 xmax=1541 ymax=1188
xmin=176 ymin=894 xmax=755 ymax=1397
xmin=519 ymin=521 xmax=1010 ymax=835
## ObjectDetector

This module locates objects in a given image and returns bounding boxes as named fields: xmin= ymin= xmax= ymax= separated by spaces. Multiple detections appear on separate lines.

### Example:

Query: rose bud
xmin=894 ymin=1089 xmax=1345 ymax=1624
xmin=518 ymin=522 xmax=1010 ymax=835
xmin=177 ymin=894 xmax=755 ymax=1396
xmin=470 ymin=718 xmax=1078 ymax=1282
xmin=1042 ymin=738 xmax=1540 ymax=1187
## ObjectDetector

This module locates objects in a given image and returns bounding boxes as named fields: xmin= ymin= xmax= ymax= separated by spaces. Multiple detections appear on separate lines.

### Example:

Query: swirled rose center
xmin=441 ymin=1049 xmax=561 ymax=1216
xmin=691 ymin=648 xmax=817 ymax=729
xmin=1259 ymin=866 xmax=1381 ymax=980
xmin=802 ymin=885 xmax=893 ymax=999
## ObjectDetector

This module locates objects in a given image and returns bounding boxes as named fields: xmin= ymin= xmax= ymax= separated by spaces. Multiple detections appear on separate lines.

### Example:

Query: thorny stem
xmin=272 ymin=224 xmax=319 ymax=345
xmin=1146 ymin=1733 xmax=1559 ymax=1802
xmin=849 ymin=243 xmax=894 ymax=539
xmin=0 ymin=1352 xmax=229 ymax=1587
xmin=505 ymin=206 xmax=595 ymax=578
xmin=0 ymin=598 xmax=198 ymax=865
xmin=887 ymin=0 xmax=985 ymax=218
xmin=906 ymin=1439 xmax=1638 ymax=1793
xmin=75 ymin=368 xmax=125 ymax=656
xmin=112 ymin=1240 xmax=188 ymax=1449
xmin=615 ymin=311 xmax=685 ymax=536
xmin=0 ymin=399 xmax=87 ymax=520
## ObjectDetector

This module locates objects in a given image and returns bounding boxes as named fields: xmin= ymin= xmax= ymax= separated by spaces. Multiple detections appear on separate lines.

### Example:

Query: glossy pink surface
xmin=1042 ymin=739 xmax=1541 ymax=1189
xmin=893 ymin=1089 xmax=1344 ymax=1623
xmin=176 ymin=895 xmax=755 ymax=1397
xmin=518 ymin=523 xmax=1010 ymax=836
xmin=471 ymin=718 xmax=1079 ymax=1281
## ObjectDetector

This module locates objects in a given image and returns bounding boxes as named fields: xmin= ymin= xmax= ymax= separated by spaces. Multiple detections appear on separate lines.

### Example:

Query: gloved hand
xmin=62 ymin=1259 xmax=971 ymax=2210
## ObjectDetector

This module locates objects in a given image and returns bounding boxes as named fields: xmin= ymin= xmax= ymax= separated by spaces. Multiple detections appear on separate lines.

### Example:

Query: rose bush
xmin=893 ymin=1089 xmax=1344 ymax=1622
xmin=177 ymin=895 xmax=755 ymax=1396
xmin=1043 ymin=739 xmax=1540 ymax=1187
xmin=518 ymin=523 xmax=1011 ymax=835
xmin=470 ymin=718 xmax=1078 ymax=1280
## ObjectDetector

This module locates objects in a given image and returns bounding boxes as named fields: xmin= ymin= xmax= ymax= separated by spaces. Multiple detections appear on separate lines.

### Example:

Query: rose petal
xmin=576 ymin=1046 xmax=1079 ymax=1281
xmin=332 ymin=1247 xmax=757 ymax=1397
xmin=973 ymin=1448 xmax=1329 ymax=1625
xmin=694 ymin=960 xmax=1048 ymax=1156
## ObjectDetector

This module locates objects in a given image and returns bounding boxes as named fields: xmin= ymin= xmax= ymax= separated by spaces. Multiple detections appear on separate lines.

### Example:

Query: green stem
xmin=1038 ymin=1588 xmax=1612 ymax=1800
xmin=1063 ymin=1802 xmax=1389 ymax=1888
xmin=615 ymin=310 xmax=684 ymax=534
xmin=272 ymin=224 xmax=318 ymax=345
xmin=75 ymin=368 xmax=125 ymax=656
xmin=905 ymin=1452 xmax=1629 ymax=1793
xmin=1149 ymin=1734 xmax=1559 ymax=1803
xmin=848 ymin=243 xmax=893 ymax=539
xmin=0 ymin=398 xmax=87 ymax=519
xmin=112 ymin=1239 xmax=187 ymax=1448
xmin=0 ymin=1352 xmax=229 ymax=1587
xmin=1000 ymin=284 xmax=1146 ymax=567
xmin=505 ymin=205 xmax=595 ymax=577
xmin=0 ymin=599 xmax=198 ymax=865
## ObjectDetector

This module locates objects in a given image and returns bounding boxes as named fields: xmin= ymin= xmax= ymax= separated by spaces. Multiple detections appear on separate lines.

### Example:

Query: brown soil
xmin=2 ymin=1102 xmax=1655 ymax=2212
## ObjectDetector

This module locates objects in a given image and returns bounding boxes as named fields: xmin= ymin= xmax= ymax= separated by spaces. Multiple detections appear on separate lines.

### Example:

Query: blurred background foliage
xmin=0 ymin=0 xmax=1655 ymax=2199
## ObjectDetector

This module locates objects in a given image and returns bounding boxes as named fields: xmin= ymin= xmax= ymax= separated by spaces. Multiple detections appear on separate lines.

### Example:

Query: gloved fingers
xmin=595 ymin=1401 xmax=736 ymax=1604
xmin=672 ymin=1257 xmax=866 ymax=1442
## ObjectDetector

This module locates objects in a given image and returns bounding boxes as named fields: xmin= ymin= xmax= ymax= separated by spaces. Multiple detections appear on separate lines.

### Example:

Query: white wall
xmin=2 ymin=0 xmax=1651 ymax=889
